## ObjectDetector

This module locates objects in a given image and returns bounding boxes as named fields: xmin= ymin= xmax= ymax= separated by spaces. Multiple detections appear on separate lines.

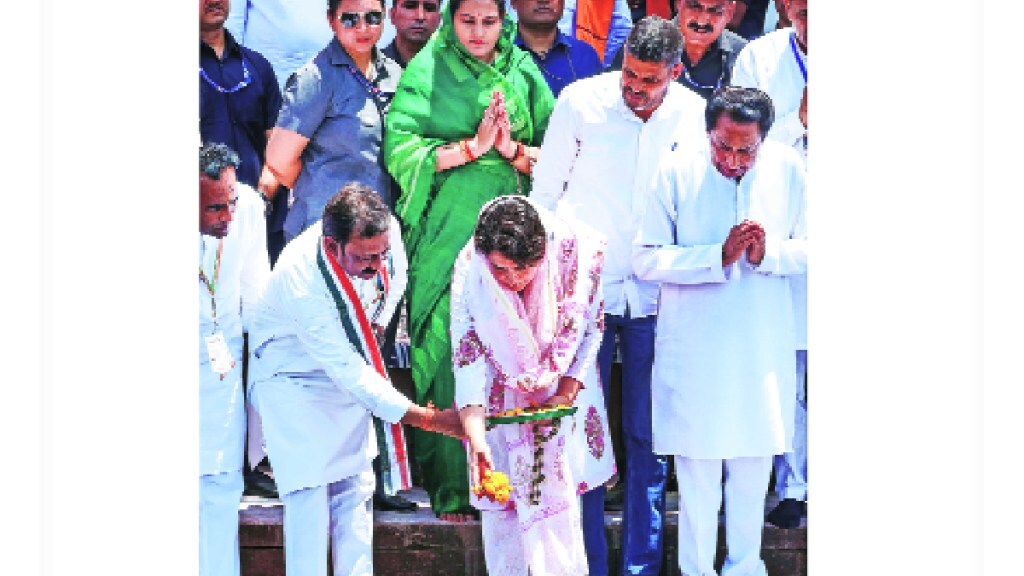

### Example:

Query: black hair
xmin=474 ymin=196 xmax=546 ymax=266
xmin=704 ymin=86 xmax=775 ymax=138
xmin=624 ymin=15 xmax=683 ymax=65
xmin=449 ymin=0 xmax=506 ymax=19
xmin=199 ymin=142 xmax=240 ymax=179
xmin=322 ymin=183 xmax=391 ymax=243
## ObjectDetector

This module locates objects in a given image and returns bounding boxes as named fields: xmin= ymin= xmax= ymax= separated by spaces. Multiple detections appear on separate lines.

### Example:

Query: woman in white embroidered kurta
xmin=452 ymin=197 xmax=615 ymax=576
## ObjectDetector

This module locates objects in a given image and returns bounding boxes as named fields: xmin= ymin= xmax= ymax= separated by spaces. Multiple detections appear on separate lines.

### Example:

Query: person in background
xmin=633 ymin=86 xmax=806 ymax=576
xmin=197 ymin=143 xmax=270 ymax=576
xmin=559 ymin=0 xmax=634 ymax=67
xmin=610 ymin=0 xmax=747 ymax=101
xmin=511 ymin=0 xmax=604 ymax=97
xmin=731 ymin=0 xmax=807 ymax=529
xmin=531 ymin=16 xmax=706 ymax=575
xmin=384 ymin=0 xmax=554 ymax=522
xmin=263 ymin=0 xmax=403 ymax=241
xmin=382 ymin=0 xmax=443 ymax=67
xmin=200 ymin=0 xmax=285 ymax=265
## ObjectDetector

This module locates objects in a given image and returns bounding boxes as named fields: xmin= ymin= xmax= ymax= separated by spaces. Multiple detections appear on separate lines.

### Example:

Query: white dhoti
xmin=674 ymin=456 xmax=773 ymax=576
xmin=773 ymin=350 xmax=808 ymax=500
xmin=281 ymin=468 xmax=376 ymax=576
xmin=198 ymin=470 xmax=243 ymax=576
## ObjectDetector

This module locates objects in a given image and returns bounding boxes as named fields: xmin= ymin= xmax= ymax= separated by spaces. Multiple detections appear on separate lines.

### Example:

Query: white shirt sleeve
xmin=239 ymin=186 xmax=271 ymax=333
xmin=633 ymin=167 xmax=730 ymax=286
xmin=753 ymin=160 xmax=807 ymax=276
xmin=282 ymin=271 xmax=413 ymax=423
xmin=531 ymin=92 xmax=582 ymax=211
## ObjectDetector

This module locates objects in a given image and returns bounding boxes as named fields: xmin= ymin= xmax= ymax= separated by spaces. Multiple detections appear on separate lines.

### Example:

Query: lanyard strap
xmin=200 ymin=57 xmax=252 ymax=94
xmin=789 ymin=32 xmax=808 ymax=84
xmin=344 ymin=64 xmax=394 ymax=111
xmin=199 ymin=239 xmax=223 ymax=326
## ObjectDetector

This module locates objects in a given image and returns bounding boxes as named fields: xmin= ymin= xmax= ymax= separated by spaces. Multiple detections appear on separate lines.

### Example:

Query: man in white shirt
xmin=532 ymin=16 xmax=706 ymax=576
xmin=730 ymin=0 xmax=807 ymax=528
xmin=633 ymin=86 xmax=806 ymax=576
xmin=248 ymin=184 xmax=463 ymax=576
xmin=198 ymin=143 xmax=270 ymax=576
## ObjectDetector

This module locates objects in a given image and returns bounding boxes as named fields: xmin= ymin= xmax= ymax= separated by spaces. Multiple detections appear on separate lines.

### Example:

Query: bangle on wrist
xmin=460 ymin=139 xmax=478 ymax=163
xmin=510 ymin=142 xmax=524 ymax=163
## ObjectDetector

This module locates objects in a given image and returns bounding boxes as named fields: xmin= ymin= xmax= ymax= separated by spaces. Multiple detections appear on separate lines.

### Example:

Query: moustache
xmin=362 ymin=267 xmax=377 ymax=276
xmin=687 ymin=21 xmax=714 ymax=33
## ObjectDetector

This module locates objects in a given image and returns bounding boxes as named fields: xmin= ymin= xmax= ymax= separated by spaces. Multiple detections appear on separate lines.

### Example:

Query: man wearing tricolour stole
xmin=248 ymin=183 xmax=464 ymax=576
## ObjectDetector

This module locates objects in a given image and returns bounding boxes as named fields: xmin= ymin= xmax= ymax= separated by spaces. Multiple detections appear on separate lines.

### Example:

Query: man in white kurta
xmin=633 ymin=87 xmax=806 ymax=576
xmin=452 ymin=196 xmax=615 ymax=576
xmin=248 ymin=185 xmax=461 ymax=576
xmin=198 ymin=143 xmax=270 ymax=576
xmin=730 ymin=0 xmax=808 ymax=528
xmin=531 ymin=16 xmax=706 ymax=575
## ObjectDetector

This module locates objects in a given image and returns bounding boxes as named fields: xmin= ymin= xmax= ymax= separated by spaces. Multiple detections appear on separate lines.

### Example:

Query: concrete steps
xmin=238 ymin=488 xmax=806 ymax=575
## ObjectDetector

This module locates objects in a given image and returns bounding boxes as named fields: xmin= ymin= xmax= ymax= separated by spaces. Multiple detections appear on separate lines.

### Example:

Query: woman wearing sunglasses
xmin=263 ymin=0 xmax=401 ymax=243
xmin=384 ymin=0 xmax=555 ymax=525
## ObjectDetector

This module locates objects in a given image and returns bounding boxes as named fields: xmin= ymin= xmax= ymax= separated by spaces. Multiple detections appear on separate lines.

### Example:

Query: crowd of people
xmin=199 ymin=0 xmax=807 ymax=574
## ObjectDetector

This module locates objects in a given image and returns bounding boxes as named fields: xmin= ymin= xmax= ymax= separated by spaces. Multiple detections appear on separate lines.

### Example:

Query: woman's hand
xmin=471 ymin=97 xmax=501 ymax=156
xmin=468 ymin=438 xmax=495 ymax=489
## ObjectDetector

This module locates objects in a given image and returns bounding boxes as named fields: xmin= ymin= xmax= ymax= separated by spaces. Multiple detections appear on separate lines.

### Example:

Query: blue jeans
xmin=598 ymin=312 xmax=668 ymax=575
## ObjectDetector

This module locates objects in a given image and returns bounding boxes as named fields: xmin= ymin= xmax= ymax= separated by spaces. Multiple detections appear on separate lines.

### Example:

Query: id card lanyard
xmin=199 ymin=238 xmax=224 ymax=331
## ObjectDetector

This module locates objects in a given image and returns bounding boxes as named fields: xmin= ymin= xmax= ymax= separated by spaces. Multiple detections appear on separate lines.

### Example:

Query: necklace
xmin=200 ymin=57 xmax=252 ymax=94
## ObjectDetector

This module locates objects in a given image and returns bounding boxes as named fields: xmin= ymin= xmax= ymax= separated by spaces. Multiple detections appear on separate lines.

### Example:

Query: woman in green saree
xmin=384 ymin=0 xmax=555 ymax=520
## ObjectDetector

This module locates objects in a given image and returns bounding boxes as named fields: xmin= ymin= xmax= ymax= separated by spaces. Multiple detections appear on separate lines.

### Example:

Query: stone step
xmin=239 ymin=488 xmax=806 ymax=575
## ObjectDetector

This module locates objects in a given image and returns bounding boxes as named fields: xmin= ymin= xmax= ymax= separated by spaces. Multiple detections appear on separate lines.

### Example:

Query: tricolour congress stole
xmin=316 ymin=238 xmax=412 ymax=494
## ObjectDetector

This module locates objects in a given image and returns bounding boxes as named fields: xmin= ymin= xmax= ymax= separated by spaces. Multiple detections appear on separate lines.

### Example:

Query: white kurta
xmin=732 ymin=27 xmax=809 ymax=351
xmin=633 ymin=142 xmax=807 ymax=459
xmin=248 ymin=226 xmax=413 ymax=496
xmin=199 ymin=183 xmax=270 ymax=476
xmin=731 ymin=27 xmax=807 ymax=151
xmin=531 ymin=71 xmax=707 ymax=318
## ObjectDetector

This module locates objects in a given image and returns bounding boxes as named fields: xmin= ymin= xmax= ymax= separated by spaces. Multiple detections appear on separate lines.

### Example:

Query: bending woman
xmin=384 ymin=0 xmax=555 ymax=520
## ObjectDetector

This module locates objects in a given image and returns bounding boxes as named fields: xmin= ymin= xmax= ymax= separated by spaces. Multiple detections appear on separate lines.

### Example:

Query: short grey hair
xmin=199 ymin=143 xmax=240 ymax=179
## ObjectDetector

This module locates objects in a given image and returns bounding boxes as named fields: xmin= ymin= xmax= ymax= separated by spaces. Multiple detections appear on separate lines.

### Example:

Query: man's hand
xmin=723 ymin=222 xmax=755 ymax=267
xmin=744 ymin=220 xmax=766 ymax=266
xmin=428 ymin=407 xmax=466 ymax=438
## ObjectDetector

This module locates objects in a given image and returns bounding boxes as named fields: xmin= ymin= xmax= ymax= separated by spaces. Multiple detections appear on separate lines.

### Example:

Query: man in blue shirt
xmin=200 ymin=0 xmax=285 ymax=264
xmin=512 ymin=0 xmax=604 ymax=97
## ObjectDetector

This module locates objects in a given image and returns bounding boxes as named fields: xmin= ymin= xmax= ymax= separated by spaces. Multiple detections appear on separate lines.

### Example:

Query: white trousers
xmin=281 ymin=468 xmax=376 ymax=576
xmin=674 ymin=456 xmax=773 ymax=576
xmin=199 ymin=470 xmax=243 ymax=576
xmin=773 ymin=350 xmax=808 ymax=500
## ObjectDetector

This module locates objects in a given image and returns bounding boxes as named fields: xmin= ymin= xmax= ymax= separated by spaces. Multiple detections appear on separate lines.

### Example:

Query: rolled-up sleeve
xmin=277 ymin=63 xmax=331 ymax=138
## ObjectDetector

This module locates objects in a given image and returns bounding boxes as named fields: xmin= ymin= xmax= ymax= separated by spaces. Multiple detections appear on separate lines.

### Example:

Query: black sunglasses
xmin=338 ymin=10 xmax=385 ymax=28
